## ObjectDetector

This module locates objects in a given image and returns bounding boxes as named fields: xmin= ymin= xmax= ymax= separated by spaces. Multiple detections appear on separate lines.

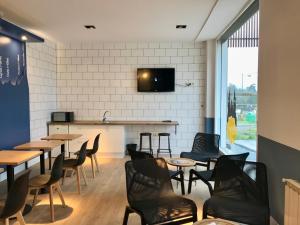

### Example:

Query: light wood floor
xmin=1 ymin=156 xmax=211 ymax=225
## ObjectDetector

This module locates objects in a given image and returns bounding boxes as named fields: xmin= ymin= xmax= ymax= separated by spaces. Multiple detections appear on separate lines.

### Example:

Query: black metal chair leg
xmin=207 ymin=182 xmax=213 ymax=195
xmin=202 ymin=203 xmax=208 ymax=219
xmin=180 ymin=171 xmax=185 ymax=195
xmin=207 ymin=161 xmax=210 ymax=170
xmin=141 ymin=217 xmax=147 ymax=225
xmin=122 ymin=206 xmax=131 ymax=225
xmin=193 ymin=213 xmax=198 ymax=222
xmin=188 ymin=172 xmax=193 ymax=194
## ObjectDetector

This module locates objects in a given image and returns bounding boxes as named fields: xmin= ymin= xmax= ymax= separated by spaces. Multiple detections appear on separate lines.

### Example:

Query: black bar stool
xmin=139 ymin=133 xmax=153 ymax=155
xmin=157 ymin=133 xmax=172 ymax=158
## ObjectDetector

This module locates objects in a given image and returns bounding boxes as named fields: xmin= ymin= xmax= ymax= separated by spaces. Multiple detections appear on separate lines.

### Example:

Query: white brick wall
xmin=56 ymin=41 xmax=206 ymax=154
xmin=26 ymin=40 xmax=57 ymax=140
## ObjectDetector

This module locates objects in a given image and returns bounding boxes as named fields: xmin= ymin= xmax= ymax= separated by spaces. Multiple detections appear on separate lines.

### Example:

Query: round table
xmin=165 ymin=157 xmax=196 ymax=167
xmin=193 ymin=219 xmax=236 ymax=225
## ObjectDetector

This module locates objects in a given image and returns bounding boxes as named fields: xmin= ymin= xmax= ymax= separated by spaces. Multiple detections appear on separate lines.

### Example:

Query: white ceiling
xmin=0 ymin=0 xmax=252 ymax=42
xmin=197 ymin=0 xmax=252 ymax=41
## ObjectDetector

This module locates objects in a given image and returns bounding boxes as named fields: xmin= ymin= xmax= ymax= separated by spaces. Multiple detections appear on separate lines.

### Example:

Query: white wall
xmin=27 ymin=40 xmax=57 ymax=140
xmin=258 ymin=0 xmax=300 ymax=150
xmin=56 ymin=41 xmax=207 ymax=153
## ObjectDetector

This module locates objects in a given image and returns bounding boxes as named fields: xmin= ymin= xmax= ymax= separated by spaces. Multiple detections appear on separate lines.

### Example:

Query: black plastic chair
xmin=0 ymin=170 xmax=30 ymax=225
xmin=123 ymin=158 xmax=197 ymax=225
xmin=188 ymin=153 xmax=249 ymax=195
xmin=63 ymin=141 xmax=88 ymax=194
xmin=128 ymin=149 xmax=186 ymax=195
xmin=29 ymin=154 xmax=65 ymax=222
xmin=203 ymin=158 xmax=270 ymax=225
xmin=75 ymin=134 xmax=101 ymax=178
xmin=180 ymin=133 xmax=221 ymax=170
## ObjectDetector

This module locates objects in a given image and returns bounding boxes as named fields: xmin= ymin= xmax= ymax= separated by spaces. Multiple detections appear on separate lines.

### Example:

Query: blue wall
xmin=0 ymin=35 xmax=30 ymax=149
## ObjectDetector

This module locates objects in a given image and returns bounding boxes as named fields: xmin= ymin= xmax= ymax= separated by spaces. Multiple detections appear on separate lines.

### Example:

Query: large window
xmin=217 ymin=2 xmax=259 ymax=161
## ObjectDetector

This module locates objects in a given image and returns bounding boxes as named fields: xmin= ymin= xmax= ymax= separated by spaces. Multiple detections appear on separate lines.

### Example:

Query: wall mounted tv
xmin=137 ymin=68 xmax=175 ymax=92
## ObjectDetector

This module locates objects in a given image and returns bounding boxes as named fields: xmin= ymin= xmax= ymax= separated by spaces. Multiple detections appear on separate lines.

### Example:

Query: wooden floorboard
xmin=0 ymin=157 xmax=211 ymax=225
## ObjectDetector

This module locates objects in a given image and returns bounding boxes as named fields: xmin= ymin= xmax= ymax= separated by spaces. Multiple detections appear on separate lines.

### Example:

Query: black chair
xmin=0 ymin=170 xmax=30 ymax=225
xmin=62 ymin=141 xmax=88 ymax=194
xmin=75 ymin=134 xmax=101 ymax=178
xmin=180 ymin=133 xmax=220 ymax=170
xmin=203 ymin=158 xmax=270 ymax=225
xmin=188 ymin=153 xmax=249 ymax=195
xmin=128 ymin=149 xmax=153 ymax=161
xmin=123 ymin=158 xmax=197 ymax=225
xmin=128 ymin=149 xmax=186 ymax=195
xmin=29 ymin=154 xmax=65 ymax=222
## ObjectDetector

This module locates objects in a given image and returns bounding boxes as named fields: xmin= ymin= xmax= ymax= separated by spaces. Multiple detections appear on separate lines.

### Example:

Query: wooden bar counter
xmin=47 ymin=120 xmax=179 ymax=158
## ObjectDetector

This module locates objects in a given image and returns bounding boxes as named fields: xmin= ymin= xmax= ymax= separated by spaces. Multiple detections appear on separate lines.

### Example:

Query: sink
xmin=100 ymin=120 xmax=111 ymax=124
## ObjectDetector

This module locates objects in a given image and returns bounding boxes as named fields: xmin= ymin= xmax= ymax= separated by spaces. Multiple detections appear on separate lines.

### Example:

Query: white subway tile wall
xmin=26 ymin=40 xmax=57 ymax=140
xmin=56 ymin=41 xmax=206 ymax=154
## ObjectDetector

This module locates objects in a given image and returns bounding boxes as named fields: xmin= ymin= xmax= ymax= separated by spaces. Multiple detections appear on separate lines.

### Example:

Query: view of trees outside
xmin=227 ymin=47 xmax=258 ymax=160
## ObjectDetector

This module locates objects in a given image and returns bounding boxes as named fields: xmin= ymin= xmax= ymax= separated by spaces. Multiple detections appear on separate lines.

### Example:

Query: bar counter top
xmin=47 ymin=120 xmax=179 ymax=126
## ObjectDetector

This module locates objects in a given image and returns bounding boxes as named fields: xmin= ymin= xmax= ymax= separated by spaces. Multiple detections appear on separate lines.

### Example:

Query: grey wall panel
xmin=257 ymin=135 xmax=300 ymax=225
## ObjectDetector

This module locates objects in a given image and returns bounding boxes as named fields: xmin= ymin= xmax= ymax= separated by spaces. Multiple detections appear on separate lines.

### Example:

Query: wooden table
xmin=41 ymin=133 xmax=82 ymax=158
xmin=166 ymin=158 xmax=196 ymax=191
xmin=14 ymin=141 xmax=64 ymax=175
xmin=0 ymin=150 xmax=42 ymax=190
xmin=41 ymin=133 xmax=82 ymax=141
xmin=166 ymin=158 xmax=196 ymax=167
xmin=193 ymin=219 xmax=237 ymax=225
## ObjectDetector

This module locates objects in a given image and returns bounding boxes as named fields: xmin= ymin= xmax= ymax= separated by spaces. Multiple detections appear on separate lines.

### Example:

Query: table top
xmin=0 ymin=150 xmax=42 ymax=166
xmin=41 ymin=133 xmax=82 ymax=141
xmin=193 ymin=219 xmax=237 ymax=225
xmin=166 ymin=158 xmax=196 ymax=167
xmin=14 ymin=140 xmax=64 ymax=151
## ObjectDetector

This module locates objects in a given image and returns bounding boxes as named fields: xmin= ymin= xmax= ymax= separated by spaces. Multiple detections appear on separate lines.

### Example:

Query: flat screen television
xmin=137 ymin=68 xmax=175 ymax=92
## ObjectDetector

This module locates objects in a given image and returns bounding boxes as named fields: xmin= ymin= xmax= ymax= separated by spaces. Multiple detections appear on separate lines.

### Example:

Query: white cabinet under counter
xmin=47 ymin=120 xmax=178 ymax=158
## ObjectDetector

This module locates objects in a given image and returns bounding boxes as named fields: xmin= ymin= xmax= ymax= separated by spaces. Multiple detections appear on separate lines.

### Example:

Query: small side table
xmin=193 ymin=219 xmax=237 ymax=225
xmin=166 ymin=157 xmax=196 ymax=168
xmin=165 ymin=158 xmax=196 ymax=194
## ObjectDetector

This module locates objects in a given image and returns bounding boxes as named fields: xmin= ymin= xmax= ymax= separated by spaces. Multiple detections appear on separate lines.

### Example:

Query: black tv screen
xmin=137 ymin=68 xmax=175 ymax=92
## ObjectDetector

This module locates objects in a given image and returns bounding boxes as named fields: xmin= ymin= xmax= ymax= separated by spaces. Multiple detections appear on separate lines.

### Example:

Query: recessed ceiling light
xmin=84 ymin=25 xmax=96 ymax=30
xmin=176 ymin=25 xmax=187 ymax=29
xmin=21 ymin=35 xmax=28 ymax=41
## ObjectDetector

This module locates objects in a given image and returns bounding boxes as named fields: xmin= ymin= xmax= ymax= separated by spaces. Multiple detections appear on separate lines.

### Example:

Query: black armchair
xmin=188 ymin=153 xmax=249 ymax=195
xmin=128 ymin=149 xmax=186 ymax=195
xmin=123 ymin=158 xmax=197 ymax=225
xmin=180 ymin=133 xmax=221 ymax=170
xmin=203 ymin=157 xmax=270 ymax=225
